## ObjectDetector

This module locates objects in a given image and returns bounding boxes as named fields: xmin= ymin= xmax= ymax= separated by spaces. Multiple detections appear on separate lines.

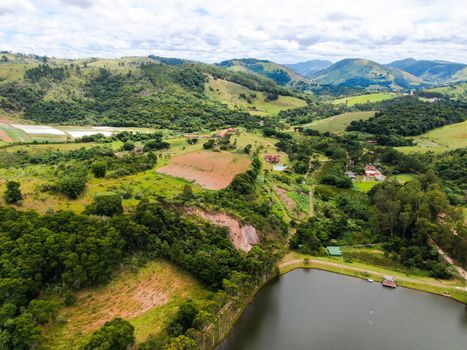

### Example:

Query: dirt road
xmin=279 ymin=259 xmax=467 ymax=292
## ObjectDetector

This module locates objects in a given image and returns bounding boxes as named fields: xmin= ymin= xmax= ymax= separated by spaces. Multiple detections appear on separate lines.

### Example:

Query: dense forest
xmin=347 ymin=96 xmax=467 ymax=136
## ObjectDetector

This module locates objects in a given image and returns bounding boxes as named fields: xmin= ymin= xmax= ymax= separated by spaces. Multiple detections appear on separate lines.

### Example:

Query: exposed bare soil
xmin=0 ymin=130 xmax=12 ymax=142
xmin=186 ymin=207 xmax=259 ymax=251
xmin=157 ymin=151 xmax=251 ymax=190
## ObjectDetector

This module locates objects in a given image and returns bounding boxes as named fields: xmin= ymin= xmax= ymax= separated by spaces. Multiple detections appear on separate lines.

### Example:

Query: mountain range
xmin=215 ymin=57 xmax=467 ymax=90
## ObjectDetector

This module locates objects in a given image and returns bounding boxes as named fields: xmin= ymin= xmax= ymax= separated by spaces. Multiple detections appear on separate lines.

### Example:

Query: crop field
xmin=43 ymin=260 xmax=209 ymax=349
xmin=397 ymin=120 xmax=467 ymax=153
xmin=204 ymin=76 xmax=307 ymax=115
xmin=333 ymin=92 xmax=397 ymax=106
xmin=304 ymin=111 xmax=375 ymax=134
xmin=0 ymin=123 xmax=31 ymax=142
xmin=157 ymin=150 xmax=251 ymax=190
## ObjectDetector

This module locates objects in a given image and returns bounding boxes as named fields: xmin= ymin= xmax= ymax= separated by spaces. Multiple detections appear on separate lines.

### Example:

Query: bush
xmin=56 ymin=172 xmax=87 ymax=199
xmin=84 ymin=317 xmax=135 ymax=350
xmin=87 ymin=194 xmax=123 ymax=217
xmin=91 ymin=161 xmax=107 ymax=178
xmin=4 ymin=181 xmax=22 ymax=204
xmin=122 ymin=141 xmax=135 ymax=151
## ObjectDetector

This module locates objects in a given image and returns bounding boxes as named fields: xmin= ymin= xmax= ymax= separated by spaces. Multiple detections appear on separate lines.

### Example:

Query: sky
xmin=1 ymin=0 xmax=466 ymax=64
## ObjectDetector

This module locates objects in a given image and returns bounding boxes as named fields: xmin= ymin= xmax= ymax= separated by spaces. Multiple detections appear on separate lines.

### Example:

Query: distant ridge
xmin=387 ymin=58 xmax=466 ymax=84
xmin=308 ymin=58 xmax=423 ymax=90
xmin=284 ymin=60 xmax=332 ymax=78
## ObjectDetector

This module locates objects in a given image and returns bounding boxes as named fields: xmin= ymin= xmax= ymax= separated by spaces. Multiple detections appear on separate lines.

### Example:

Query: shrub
xmin=4 ymin=181 xmax=22 ymax=204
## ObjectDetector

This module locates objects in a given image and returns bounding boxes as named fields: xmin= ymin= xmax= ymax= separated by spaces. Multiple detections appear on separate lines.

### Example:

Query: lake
xmin=217 ymin=269 xmax=467 ymax=350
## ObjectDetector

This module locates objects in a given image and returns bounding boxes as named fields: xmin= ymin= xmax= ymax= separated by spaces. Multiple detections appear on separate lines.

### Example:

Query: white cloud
xmin=0 ymin=0 xmax=465 ymax=63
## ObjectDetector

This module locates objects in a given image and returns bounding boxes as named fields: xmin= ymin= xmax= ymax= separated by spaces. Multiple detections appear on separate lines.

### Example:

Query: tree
xmin=243 ymin=144 xmax=252 ymax=154
xmin=28 ymin=300 xmax=57 ymax=324
xmin=163 ymin=335 xmax=199 ymax=350
xmin=56 ymin=172 xmax=87 ymax=199
xmin=91 ymin=161 xmax=107 ymax=178
xmin=4 ymin=181 xmax=22 ymax=204
xmin=167 ymin=300 xmax=199 ymax=337
xmin=202 ymin=139 xmax=215 ymax=150
xmin=87 ymin=194 xmax=123 ymax=216
xmin=84 ymin=318 xmax=135 ymax=350
xmin=122 ymin=142 xmax=135 ymax=151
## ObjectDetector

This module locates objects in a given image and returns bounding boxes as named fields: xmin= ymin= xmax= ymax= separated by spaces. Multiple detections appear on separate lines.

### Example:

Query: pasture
xmin=333 ymin=92 xmax=397 ymax=106
xmin=397 ymin=120 xmax=467 ymax=153
xmin=304 ymin=111 xmax=375 ymax=134
xmin=157 ymin=150 xmax=251 ymax=190
xmin=43 ymin=260 xmax=209 ymax=349
xmin=204 ymin=76 xmax=307 ymax=115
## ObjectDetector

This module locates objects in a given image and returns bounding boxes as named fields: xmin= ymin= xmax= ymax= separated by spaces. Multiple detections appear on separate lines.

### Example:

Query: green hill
xmin=388 ymin=58 xmax=466 ymax=84
xmin=0 ymin=54 xmax=299 ymax=130
xmin=310 ymin=58 xmax=423 ymax=90
xmin=205 ymin=76 xmax=306 ymax=115
xmin=217 ymin=58 xmax=307 ymax=85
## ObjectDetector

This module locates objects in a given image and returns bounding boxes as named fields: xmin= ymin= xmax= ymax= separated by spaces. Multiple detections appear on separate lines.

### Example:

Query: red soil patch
xmin=157 ymin=151 xmax=251 ymax=190
xmin=186 ymin=207 xmax=260 ymax=251
xmin=0 ymin=130 xmax=12 ymax=142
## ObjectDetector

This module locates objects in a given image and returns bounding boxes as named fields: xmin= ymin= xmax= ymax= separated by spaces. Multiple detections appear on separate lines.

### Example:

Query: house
xmin=365 ymin=165 xmax=385 ymax=182
xmin=365 ymin=165 xmax=379 ymax=176
xmin=264 ymin=154 xmax=280 ymax=163
xmin=327 ymin=246 xmax=342 ymax=257
xmin=345 ymin=171 xmax=357 ymax=180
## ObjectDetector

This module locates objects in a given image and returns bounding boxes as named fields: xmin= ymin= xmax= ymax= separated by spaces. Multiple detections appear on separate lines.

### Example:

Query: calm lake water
xmin=217 ymin=269 xmax=467 ymax=350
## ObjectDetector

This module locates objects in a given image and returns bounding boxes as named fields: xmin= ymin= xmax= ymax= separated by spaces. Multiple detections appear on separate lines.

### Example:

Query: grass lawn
xmin=280 ymin=252 xmax=467 ymax=304
xmin=397 ymin=120 xmax=467 ymax=153
xmin=204 ymin=76 xmax=306 ymax=115
xmin=353 ymin=180 xmax=379 ymax=192
xmin=42 ymin=260 xmax=210 ymax=349
xmin=303 ymin=111 xmax=375 ymax=134
xmin=392 ymin=174 xmax=416 ymax=184
xmin=333 ymin=92 xmax=397 ymax=106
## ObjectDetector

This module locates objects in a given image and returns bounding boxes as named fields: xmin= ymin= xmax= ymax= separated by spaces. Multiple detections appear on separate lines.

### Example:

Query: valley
xmin=0 ymin=51 xmax=466 ymax=350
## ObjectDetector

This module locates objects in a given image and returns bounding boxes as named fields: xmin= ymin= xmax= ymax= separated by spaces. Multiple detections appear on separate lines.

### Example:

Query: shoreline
xmin=278 ymin=255 xmax=467 ymax=305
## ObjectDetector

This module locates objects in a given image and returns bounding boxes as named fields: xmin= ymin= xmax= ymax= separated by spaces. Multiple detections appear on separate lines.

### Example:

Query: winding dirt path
xmin=430 ymin=240 xmax=467 ymax=280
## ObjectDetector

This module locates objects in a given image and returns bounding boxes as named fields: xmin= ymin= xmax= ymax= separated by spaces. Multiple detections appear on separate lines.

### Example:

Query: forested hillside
xmin=0 ymin=54 xmax=299 ymax=130
xmin=347 ymin=96 xmax=467 ymax=136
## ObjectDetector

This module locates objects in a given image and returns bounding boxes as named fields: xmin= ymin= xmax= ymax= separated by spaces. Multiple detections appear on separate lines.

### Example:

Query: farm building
xmin=264 ymin=154 xmax=280 ymax=163
xmin=327 ymin=246 xmax=342 ymax=257
xmin=365 ymin=165 xmax=385 ymax=181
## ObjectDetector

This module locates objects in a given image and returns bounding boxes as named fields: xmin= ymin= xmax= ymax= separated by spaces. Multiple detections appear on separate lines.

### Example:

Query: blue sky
xmin=1 ymin=0 xmax=466 ymax=63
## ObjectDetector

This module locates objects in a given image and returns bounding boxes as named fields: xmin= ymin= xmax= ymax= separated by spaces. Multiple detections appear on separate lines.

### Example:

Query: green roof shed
xmin=327 ymin=246 xmax=342 ymax=256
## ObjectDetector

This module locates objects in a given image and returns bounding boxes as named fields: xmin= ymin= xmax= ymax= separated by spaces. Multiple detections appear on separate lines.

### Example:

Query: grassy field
xmin=397 ymin=120 xmax=467 ymax=153
xmin=333 ymin=92 xmax=397 ymax=106
xmin=0 ymin=135 xmax=209 ymax=213
xmin=426 ymin=83 xmax=467 ymax=99
xmin=303 ymin=111 xmax=375 ymax=134
xmin=204 ymin=76 xmax=306 ymax=115
xmin=279 ymin=252 xmax=467 ymax=304
xmin=43 ymin=260 xmax=209 ymax=349
xmin=353 ymin=180 xmax=379 ymax=192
